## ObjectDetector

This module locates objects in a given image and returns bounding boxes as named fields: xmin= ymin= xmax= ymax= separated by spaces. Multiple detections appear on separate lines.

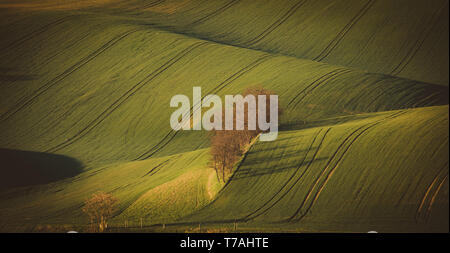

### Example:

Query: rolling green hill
xmin=0 ymin=0 xmax=448 ymax=232
xmin=183 ymin=106 xmax=449 ymax=232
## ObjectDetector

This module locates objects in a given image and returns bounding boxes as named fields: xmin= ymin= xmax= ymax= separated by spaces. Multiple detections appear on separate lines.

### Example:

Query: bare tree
xmin=82 ymin=192 xmax=119 ymax=232
xmin=210 ymin=87 xmax=282 ymax=182
xmin=211 ymin=130 xmax=243 ymax=182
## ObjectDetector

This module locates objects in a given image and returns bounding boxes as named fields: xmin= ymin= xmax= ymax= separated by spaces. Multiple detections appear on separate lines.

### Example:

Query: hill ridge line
xmin=49 ymin=10 xmax=448 ymax=87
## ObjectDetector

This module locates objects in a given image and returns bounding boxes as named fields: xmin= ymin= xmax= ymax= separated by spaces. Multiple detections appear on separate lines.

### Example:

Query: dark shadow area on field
xmin=243 ymin=147 xmax=312 ymax=162
xmin=233 ymin=157 xmax=328 ymax=180
xmin=0 ymin=148 xmax=83 ymax=191
xmin=279 ymin=113 xmax=378 ymax=131
xmin=251 ymin=142 xmax=306 ymax=153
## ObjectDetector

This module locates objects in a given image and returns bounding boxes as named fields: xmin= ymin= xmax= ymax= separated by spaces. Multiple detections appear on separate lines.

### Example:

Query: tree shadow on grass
xmin=233 ymin=156 xmax=328 ymax=180
xmin=0 ymin=148 xmax=83 ymax=191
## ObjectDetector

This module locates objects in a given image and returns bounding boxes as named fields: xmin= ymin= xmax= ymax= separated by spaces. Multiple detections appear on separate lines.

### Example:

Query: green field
xmin=0 ymin=0 xmax=448 ymax=232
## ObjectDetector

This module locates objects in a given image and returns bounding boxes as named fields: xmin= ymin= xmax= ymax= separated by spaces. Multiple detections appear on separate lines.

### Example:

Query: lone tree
xmin=82 ymin=192 xmax=119 ymax=232
xmin=210 ymin=87 xmax=282 ymax=182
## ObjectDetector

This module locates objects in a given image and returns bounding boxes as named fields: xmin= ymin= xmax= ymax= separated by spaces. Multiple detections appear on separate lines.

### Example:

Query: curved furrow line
xmin=189 ymin=0 xmax=240 ymax=27
xmin=390 ymin=2 xmax=447 ymax=76
xmin=136 ymin=129 xmax=179 ymax=161
xmin=287 ymin=111 xmax=406 ymax=222
xmin=45 ymin=42 xmax=207 ymax=153
xmin=2 ymin=30 xmax=93 ymax=91
xmin=142 ymin=0 xmax=166 ymax=9
xmin=4 ymin=31 xmax=104 ymax=138
xmin=134 ymin=55 xmax=273 ymax=160
xmin=291 ymin=69 xmax=352 ymax=109
xmin=412 ymin=92 xmax=445 ymax=109
xmin=293 ymin=111 xmax=409 ymax=222
xmin=241 ymin=129 xmax=323 ymax=219
xmin=0 ymin=28 xmax=144 ymax=123
xmin=425 ymin=174 xmax=448 ymax=221
xmin=313 ymin=0 xmax=376 ymax=61
xmin=209 ymin=55 xmax=274 ymax=96
xmin=287 ymin=68 xmax=343 ymax=107
xmin=1 ymin=15 xmax=75 ymax=53
xmin=141 ymin=158 xmax=172 ymax=178
xmin=416 ymin=162 xmax=449 ymax=221
xmin=184 ymin=55 xmax=274 ymax=122
xmin=243 ymin=129 xmax=331 ymax=222
xmin=185 ymin=55 xmax=273 ymax=121
xmin=297 ymin=119 xmax=388 ymax=220
xmin=242 ymin=128 xmax=330 ymax=221
xmin=286 ymin=126 xmax=365 ymax=222
xmin=40 ymin=32 xmax=93 ymax=67
xmin=287 ymin=69 xmax=338 ymax=107
xmin=23 ymin=32 xmax=123 ymax=140
xmin=364 ymin=80 xmax=408 ymax=110
xmin=244 ymin=0 xmax=308 ymax=47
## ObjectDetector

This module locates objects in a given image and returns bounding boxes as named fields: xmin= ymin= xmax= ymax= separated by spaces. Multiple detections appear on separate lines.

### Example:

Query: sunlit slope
xmin=18 ymin=0 xmax=447 ymax=85
xmin=0 ymin=148 xmax=215 ymax=232
xmin=0 ymin=14 xmax=447 ymax=168
xmin=0 ymin=1 xmax=448 ymax=233
xmin=143 ymin=0 xmax=450 ymax=86
xmin=185 ymin=106 xmax=449 ymax=232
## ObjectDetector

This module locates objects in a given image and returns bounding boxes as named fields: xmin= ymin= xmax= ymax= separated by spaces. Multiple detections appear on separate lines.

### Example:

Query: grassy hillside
xmin=0 ymin=0 xmax=448 ymax=232
xmin=1 ymin=0 xmax=448 ymax=85
xmin=183 ymin=106 xmax=449 ymax=232
xmin=0 ymin=148 xmax=215 ymax=232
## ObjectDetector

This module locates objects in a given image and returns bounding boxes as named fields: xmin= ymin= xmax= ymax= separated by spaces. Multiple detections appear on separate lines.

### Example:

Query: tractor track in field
xmin=1 ymin=29 xmax=93 ymax=90
xmin=189 ymin=0 xmax=240 ymax=26
xmin=142 ymin=0 xmax=166 ymax=9
xmin=364 ymin=81 xmax=409 ymax=110
xmin=162 ymin=129 xmax=330 ymax=225
xmin=5 ymin=21 xmax=85 ymax=62
xmin=134 ymin=55 xmax=273 ymax=160
xmin=0 ymin=28 xmax=145 ymax=123
xmin=39 ymin=32 xmax=93 ymax=67
xmin=390 ymin=2 xmax=447 ymax=76
xmin=288 ymin=68 xmax=351 ymax=109
xmin=142 ymin=158 xmax=172 ymax=178
xmin=242 ymin=128 xmax=330 ymax=221
xmin=45 ymin=41 xmax=207 ymax=153
xmin=244 ymin=0 xmax=308 ymax=47
xmin=243 ymin=128 xmax=331 ymax=221
xmin=3 ymin=30 xmax=107 ymax=139
xmin=183 ymin=54 xmax=273 ymax=121
xmin=425 ymin=174 xmax=448 ymax=220
xmin=416 ymin=162 xmax=449 ymax=222
xmin=1 ymin=15 xmax=76 ymax=53
xmin=287 ymin=110 xmax=407 ymax=222
xmin=313 ymin=0 xmax=376 ymax=61
xmin=363 ymin=80 xmax=441 ymax=110
xmin=412 ymin=92 xmax=445 ymax=108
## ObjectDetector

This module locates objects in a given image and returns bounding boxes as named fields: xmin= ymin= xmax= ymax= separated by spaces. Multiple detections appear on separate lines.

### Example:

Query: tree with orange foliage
xmin=210 ymin=87 xmax=282 ymax=182
xmin=82 ymin=192 xmax=119 ymax=232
